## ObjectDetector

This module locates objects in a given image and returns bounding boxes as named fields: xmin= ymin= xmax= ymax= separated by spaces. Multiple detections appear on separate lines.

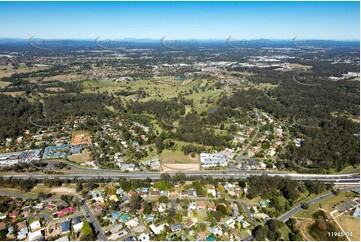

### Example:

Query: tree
xmin=81 ymin=222 xmax=95 ymax=241
xmin=239 ymin=180 xmax=246 ymax=188
xmin=216 ymin=204 xmax=227 ymax=215
xmin=158 ymin=196 xmax=169 ymax=204
xmin=301 ymin=203 xmax=309 ymax=209
xmin=38 ymin=192 xmax=46 ymax=199
xmin=143 ymin=202 xmax=152 ymax=215
xmin=160 ymin=173 xmax=171 ymax=183
xmin=174 ymin=173 xmax=186 ymax=184
xmin=199 ymin=223 xmax=206 ymax=232
xmin=153 ymin=180 xmax=171 ymax=191
xmin=252 ymin=225 xmax=267 ymax=241
xmin=211 ymin=211 xmax=223 ymax=222
xmin=174 ymin=213 xmax=183 ymax=223
xmin=129 ymin=194 xmax=142 ymax=212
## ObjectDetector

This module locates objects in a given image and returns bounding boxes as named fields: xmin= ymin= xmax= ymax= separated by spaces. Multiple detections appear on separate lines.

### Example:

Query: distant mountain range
xmin=0 ymin=37 xmax=359 ymax=43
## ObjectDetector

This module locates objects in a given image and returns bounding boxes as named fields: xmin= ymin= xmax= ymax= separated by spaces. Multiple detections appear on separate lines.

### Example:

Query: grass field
xmin=1 ymin=91 xmax=24 ymax=97
xmin=335 ymin=214 xmax=360 ymax=241
xmin=0 ymin=81 xmax=11 ymax=87
xmin=68 ymin=148 xmax=93 ymax=164
xmin=82 ymin=77 xmax=227 ymax=113
xmin=160 ymin=149 xmax=200 ymax=172
xmin=160 ymin=150 xmax=199 ymax=163
xmin=0 ymin=64 xmax=48 ymax=78
xmin=1 ymin=184 xmax=77 ymax=197
xmin=279 ymin=223 xmax=292 ymax=240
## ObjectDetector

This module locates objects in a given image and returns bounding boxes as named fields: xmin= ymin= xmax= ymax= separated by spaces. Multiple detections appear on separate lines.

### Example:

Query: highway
xmin=32 ymin=159 xmax=360 ymax=182
xmin=2 ymin=171 xmax=359 ymax=183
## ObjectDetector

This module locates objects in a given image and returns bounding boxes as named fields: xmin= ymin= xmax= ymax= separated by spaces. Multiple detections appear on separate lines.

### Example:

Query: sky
xmin=0 ymin=1 xmax=359 ymax=40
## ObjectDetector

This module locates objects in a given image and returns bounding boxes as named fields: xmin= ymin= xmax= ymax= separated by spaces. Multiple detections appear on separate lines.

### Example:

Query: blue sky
xmin=0 ymin=1 xmax=359 ymax=40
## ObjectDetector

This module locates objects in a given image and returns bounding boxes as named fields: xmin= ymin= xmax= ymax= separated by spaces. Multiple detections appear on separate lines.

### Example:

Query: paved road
xmin=239 ymin=200 xmax=258 ymax=226
xmin=42 ymin=159 xmax=360 ymax=182
xmin=81 ymin=200 xmax=107 ymax=241
xmin=233 ymin=117 xmax=261 ymax=170
xmin=278 ymin=186 xmax=359 ymax=222
xmin=1 ymin=171 xmax=359 ymax=183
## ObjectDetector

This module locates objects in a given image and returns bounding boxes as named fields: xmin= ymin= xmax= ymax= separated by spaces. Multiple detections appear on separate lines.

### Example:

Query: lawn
xmin=1 ymin=184 xmax=78 ymax=197
xmin=68 ymin=148 xmax=93 ymax=164
xmin=335 ymin=214 xmax=360 ymax=241
xmin=0 ymin=185 xmax=51 ymax=198
xmin=82 ymin=77 xmax=226 ymax=113
xmin=279 ymin=223 xmax=292 ymax=240
xmin=195 ymin=209 xmax=208 ymax=223
xmin=160 ymin=150 xmax=199 ymax=163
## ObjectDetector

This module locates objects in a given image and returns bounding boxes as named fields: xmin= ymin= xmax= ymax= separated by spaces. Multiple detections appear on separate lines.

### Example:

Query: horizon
xmin=1 ymin=37 xmax=360 ymax=41
xmin=0 ymin=1 xmax=359 ymax=40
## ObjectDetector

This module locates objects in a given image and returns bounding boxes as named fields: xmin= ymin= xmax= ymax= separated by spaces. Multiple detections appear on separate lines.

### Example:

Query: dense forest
xmin=219 ymin=68 xmax=359 ymax=171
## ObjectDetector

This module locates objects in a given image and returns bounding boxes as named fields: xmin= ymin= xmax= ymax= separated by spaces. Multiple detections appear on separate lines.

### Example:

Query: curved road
xmin=278 ymin=186 xmax=359 ymax=222
xmin=243 ymin=185 xmax=359 ymax=241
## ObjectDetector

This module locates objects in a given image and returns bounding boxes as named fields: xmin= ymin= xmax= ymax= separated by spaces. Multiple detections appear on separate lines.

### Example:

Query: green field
xmin=160 ymin=150 xmax=199 ymax=163
xmin=82 ymin=77 xmax=227 ymax=113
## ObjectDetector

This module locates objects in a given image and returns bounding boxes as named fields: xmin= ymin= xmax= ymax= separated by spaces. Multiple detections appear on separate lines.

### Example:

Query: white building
xmin=73 ymin=222 xmax=84 ymax=232
xmin=28 ymin=230 xmax=44 ymax=241
xmin=121 ymin=163 xmax=135 ymax=171
xmin=125 ymin=218 xmax=139 ymax=228
xmin=200 ymin=153 xmax=228 ymax=168
xmin=29 ymin=221 xmax=41 ymax=231
xmin=139 ymin=233 xmax=150 ymax=241
xmin=149 ymin=223 xmax=166 ymax=235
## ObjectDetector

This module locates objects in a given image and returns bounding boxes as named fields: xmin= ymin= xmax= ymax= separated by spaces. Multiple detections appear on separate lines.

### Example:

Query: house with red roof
xmin=57 ymin=207 xmax=75 ymax=217
xmin=208 ymin=205 xmax=216 ymax=212
xmin=46 ymin=204 xmax=56 ymax=210
xmin=8 ymin=211 xmax=20 ymax=218
xmin=198 ymin=202 xmax=206 ymax=210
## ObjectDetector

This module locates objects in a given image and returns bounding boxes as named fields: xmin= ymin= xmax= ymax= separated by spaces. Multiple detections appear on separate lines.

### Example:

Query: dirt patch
xmin=161 ymin=163 xmax=200 ymax=172
xmin=45 ymin=87 xmax=65 ymax=92
xmin=0 ymin=81 xmax=11 ymax=88
xmin=71 ymin=130 xmax=92 ymax=146
xmin=50 ymin=187 xmax=76 ymax=195
xmin=288 ymin=63 xmax=313 ymax=70
xmin=296 ymin=219 xmax=316 ymax=241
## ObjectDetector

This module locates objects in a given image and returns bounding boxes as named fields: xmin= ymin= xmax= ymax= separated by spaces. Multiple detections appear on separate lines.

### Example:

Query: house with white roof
xmin=73 ymin=222 xmax=84 ymax=232
xmin=29 ymin=221 xmax=41 ymax=231
xmin=149 ymin=223 xmax=166 ymax=235
xmin=139 ymin=233 xmax=150 ymax=241
xmin=28 ymin=230 xmax=44 ymax=241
